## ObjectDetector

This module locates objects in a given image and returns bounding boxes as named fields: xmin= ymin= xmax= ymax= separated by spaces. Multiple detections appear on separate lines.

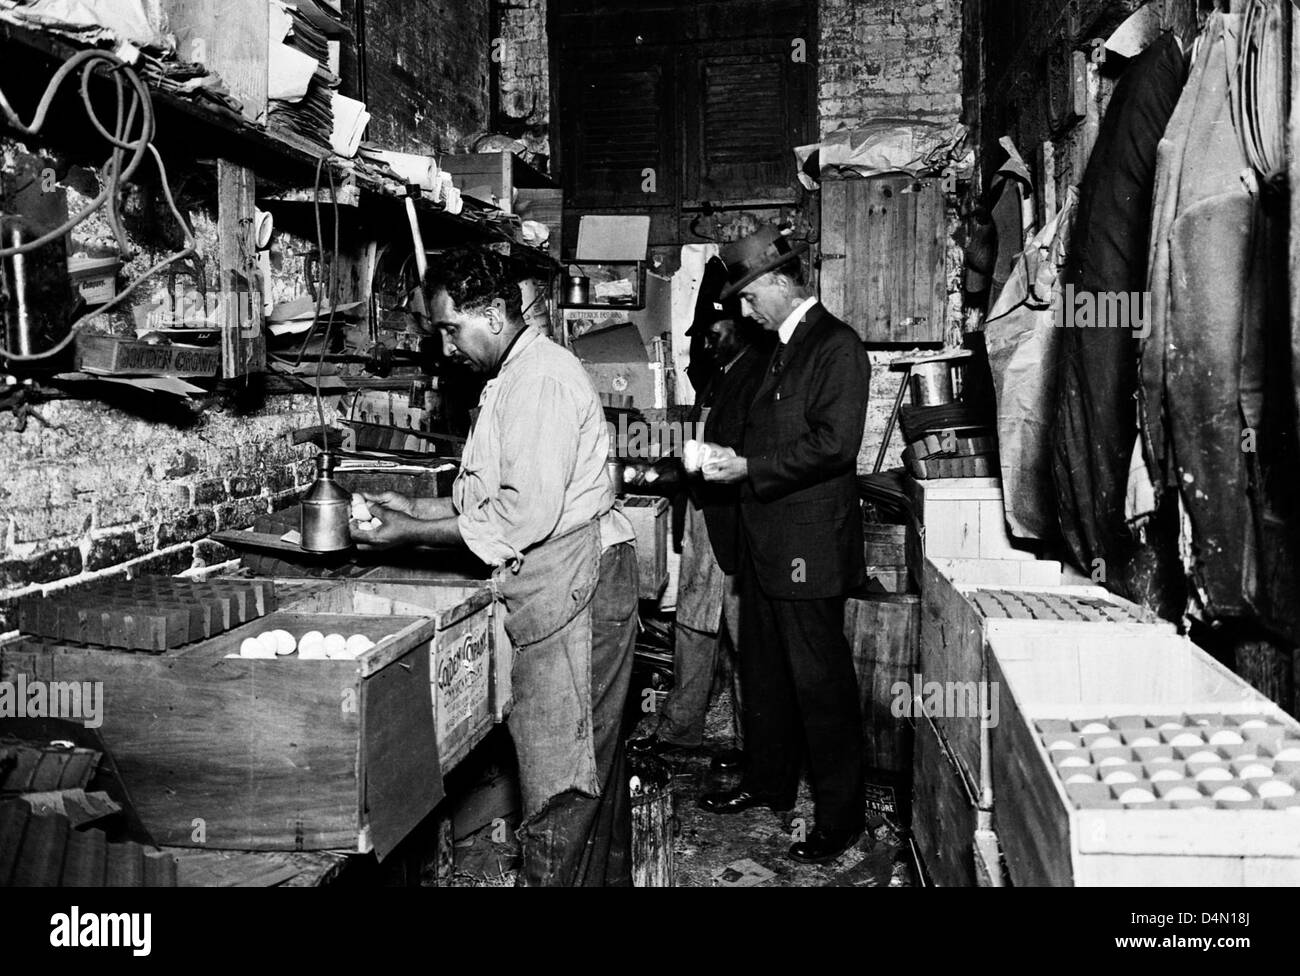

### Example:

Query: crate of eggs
xmin=230 ymin=626 xmax=390 ymax=660
xmin=0 ymin=606 xmax=448 ymax=858
xmin=1040 ymin=716 xmax=1300 ymax=813
xmin=989 ymin=632 xmax=1300 ymax=885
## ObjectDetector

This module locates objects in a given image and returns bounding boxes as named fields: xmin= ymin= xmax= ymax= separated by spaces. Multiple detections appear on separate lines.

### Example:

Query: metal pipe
xmin=9 ymin=225 xmax=32 ymax=356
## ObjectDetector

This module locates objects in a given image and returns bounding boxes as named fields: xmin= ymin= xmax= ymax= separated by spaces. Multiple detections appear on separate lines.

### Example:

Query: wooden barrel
xmin=843 ymin=592 xmax=921 ymax=773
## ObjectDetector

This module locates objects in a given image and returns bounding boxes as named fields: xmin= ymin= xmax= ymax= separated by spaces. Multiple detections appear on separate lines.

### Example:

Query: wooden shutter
xmin=562 ymin=51 xmax=674 ymax=209
xmin=684 ymin=51 xmax=803 ymax=205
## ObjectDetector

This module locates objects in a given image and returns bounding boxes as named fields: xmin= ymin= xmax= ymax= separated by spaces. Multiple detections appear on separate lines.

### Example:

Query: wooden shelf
xmin=0 ymin=19 xmax=559 ymax=264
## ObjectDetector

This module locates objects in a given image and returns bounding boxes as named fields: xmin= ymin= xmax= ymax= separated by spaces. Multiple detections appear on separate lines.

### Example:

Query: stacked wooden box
xmin=0 ymin=576 xmax=499 ymax=859
xmin=912 ymin=558 xmax=1172 ymax=885
xmin=907 ymin=476 xmax=1064 ymax=587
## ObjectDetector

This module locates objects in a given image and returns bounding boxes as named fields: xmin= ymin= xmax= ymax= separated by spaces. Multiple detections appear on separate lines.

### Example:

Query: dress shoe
xmin=699 ymin=788 xmax=794 ymax=815
xmin=711 ymin=748 xmax=744 ymax=772
xmin=788 ymin=826 xmax=862 ymax=864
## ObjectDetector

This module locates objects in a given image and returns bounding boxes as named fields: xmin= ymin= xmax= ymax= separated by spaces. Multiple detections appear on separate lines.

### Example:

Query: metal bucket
xmin=909 ymin=362 xmax=954 ymax=405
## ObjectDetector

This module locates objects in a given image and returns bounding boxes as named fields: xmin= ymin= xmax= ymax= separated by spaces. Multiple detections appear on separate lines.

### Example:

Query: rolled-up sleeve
xmin=457 ymin=373 xmax=579 ymax=567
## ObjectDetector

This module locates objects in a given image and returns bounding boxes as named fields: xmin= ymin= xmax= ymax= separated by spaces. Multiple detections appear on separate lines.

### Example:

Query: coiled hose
xmin=0 ymin=48 xmax=196 ymax=363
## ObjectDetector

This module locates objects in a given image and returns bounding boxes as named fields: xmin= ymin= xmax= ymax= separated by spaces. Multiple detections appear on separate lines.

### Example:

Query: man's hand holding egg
xmin=348 ymin=493 xmax=414 ymax=549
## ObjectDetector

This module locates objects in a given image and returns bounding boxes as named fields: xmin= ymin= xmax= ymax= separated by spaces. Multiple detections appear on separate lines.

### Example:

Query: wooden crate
xmin=0 ymin=586 xmax=490 ymax=857
xmin=283 ymin=577 xmax=504 ymax=751
xmin=621 ymin=495 xmax=669 ymax=600
xmin=920 ymin=558 xmax=1174 ymax=803
xmin=912 ymin=713 xmax=979 ymax=886
xmin=907 ymin=476 xmax=1040 ymax=562
xmin=990 ymin=632 xmax=1300 ymax=885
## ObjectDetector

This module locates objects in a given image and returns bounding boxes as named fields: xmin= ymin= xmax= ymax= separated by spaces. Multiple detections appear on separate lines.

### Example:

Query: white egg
xmin=1165 ymin=786 xmax=1202 ymax=802
xmin=1170 ymin=732 xmax=1203 ymax=747
xmin=1130 ymin=736 xmax=1159 ymax=748
xmin=1065 ymin=772 xmax=1095 ymax=784
xmin=1149 ymin=768 xmax=1183 ymax=782
xmin=1209 ymin=730 xmax=1244 ymax=746
xmin=1274 ymin=747 xmax=1300 ymax=761
xmin=1091 ymin=736 xmax=1121 ymax=749
xmin=1103 ymin=770 xmax=1138 ymax=785
xmin=1098 ymin=756 xmax=1127 ymax=767
xmin=345 ymin=633 xmax=374 ymax=656
xmin=240 ymin=637 xmax=265 ymax=658
xmin=257 ymin=631 xmax=279 ymax=656
xmin=272 ymin=629 xmax=296 ymax=655
xmin=1048 ymin=739 xmax=1077 ymax=751
xmin=297 ymin=643 xmax=328 ymax=660
xmin=1159 ymin=721 xmax=1184 ymax=730
xmin=1239 ymin=764 xmax=1273 ymax=780
xmin=1059 ymin=756 xmax=1089 ymax=768
xmin=1187 ymin=750 xmax=1221 ymax=763
xmin=350 ymin=493 xmax=371 ymax=521
xmin=1213 ymin=786 xmax=1253 ymax=802
xmin=323 ymin=633 xmax=347 ymax=657
xmin=1119 ymin=788 xmax=1155 ymax=804
xmin=1194 ymin=767 xmax=1232 ymax=782
xmin=1081 ymin=722 xmax=1110 ymax=734
xmin=1257 ymin=780 xmax=1295 ymax=799
xmin=1240 ymin=719 xmax=1269 ymax=729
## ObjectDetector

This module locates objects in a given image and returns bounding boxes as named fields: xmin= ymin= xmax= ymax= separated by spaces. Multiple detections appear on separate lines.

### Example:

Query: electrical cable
xmin=0 ymin=51 xmax=196 ymax=362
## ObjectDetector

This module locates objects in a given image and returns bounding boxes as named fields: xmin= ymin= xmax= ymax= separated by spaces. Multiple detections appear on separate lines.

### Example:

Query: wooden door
xmin=820 ymin=176 xmax=947 ymax=344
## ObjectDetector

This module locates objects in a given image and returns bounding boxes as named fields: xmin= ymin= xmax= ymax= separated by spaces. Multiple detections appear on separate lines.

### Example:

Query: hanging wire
xmin=0 ymin=49 xmax=197 ymax=362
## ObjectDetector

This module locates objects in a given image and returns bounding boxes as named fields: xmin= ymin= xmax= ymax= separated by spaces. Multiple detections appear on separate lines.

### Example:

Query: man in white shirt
xmin=351 ymin=247 xmax=638 ymax=886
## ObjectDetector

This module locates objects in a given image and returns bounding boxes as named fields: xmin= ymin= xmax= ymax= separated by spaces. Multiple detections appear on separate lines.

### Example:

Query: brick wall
xmin=817 ymin=0 xmax=964 ymax=473
xmin=497 ymin=0 xmax=551 ymax=161
xmin=0 ymin=396 xmax=324 ymax=631
xmin=363 ymin=0 xmax=491 ymax=154
xmin=819 ymin=0 xmax=964 ymax=136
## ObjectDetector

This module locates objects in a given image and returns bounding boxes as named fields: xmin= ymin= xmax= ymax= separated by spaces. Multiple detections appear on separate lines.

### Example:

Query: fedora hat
xmin=718 ymin=226 xmax=809 ymax=299
xmin=687 ymin=256 xmax=744 ymax=336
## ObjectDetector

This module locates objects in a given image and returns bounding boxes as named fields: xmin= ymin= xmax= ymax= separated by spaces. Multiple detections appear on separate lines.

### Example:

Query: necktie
xmin=772 ymin=343 xmax=787 ymax=376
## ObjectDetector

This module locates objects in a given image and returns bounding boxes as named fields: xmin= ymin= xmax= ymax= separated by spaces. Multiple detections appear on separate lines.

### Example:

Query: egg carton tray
xmin=1037 ymin=715 xmax=1300 ymax=811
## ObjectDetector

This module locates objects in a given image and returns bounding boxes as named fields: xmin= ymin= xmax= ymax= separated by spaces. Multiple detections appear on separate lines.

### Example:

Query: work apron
xmin=495 ymin=518 xmax=603 ymax=818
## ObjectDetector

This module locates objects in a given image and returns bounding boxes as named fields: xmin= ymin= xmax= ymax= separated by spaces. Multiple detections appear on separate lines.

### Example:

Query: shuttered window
xmin=554 ymin=0 xmax=813 ymax=246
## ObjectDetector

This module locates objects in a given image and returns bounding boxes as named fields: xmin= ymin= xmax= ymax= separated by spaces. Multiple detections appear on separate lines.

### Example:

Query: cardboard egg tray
xmin=1036 ymin=715 xmax=1300 ymax=812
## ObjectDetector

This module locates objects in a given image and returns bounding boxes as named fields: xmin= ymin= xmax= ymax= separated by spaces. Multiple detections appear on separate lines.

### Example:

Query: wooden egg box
xmin=989 ymin=630 xmax=1300 ymax=886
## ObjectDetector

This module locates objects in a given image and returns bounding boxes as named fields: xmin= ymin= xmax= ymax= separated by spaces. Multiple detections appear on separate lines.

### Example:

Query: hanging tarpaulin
xmin=985 ymin=187 xmax=1077 ymax=542
xmin=1051 ymin=31 xmax=1187 ymax=580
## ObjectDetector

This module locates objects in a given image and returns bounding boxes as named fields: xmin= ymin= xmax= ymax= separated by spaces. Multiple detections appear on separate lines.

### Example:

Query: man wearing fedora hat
xmin=698 ymin=225 xmax=871 ymax=864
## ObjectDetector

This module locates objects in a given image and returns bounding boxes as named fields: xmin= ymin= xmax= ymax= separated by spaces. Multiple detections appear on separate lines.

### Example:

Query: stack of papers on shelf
xmin=267 ymin=0 xmax=341 ymax=153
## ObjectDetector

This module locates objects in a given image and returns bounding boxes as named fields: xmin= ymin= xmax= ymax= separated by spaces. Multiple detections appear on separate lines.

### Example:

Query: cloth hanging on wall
xmin=1051 ymin=31 xmax=1187 ymax=577
xmin=985 ymin=187 xmax=1077 ymax=542
xmin=1141 ymin=12 xmax=1300 ymax=634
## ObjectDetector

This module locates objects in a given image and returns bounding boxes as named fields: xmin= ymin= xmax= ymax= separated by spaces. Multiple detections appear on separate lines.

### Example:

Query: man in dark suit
xmin=699 ymin=225 xmax=871 ymax=863
xmin=631 ymin=297 xmax=771 ymax=764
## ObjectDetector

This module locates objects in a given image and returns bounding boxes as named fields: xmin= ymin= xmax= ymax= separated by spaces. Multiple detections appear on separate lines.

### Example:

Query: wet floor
xmin=448 ymin=688 xmax=915 ymax=888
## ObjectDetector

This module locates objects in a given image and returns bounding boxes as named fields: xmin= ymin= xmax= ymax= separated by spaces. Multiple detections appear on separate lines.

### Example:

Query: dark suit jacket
xmin=691 ymin=344 xmax=768 ymax=575
xmin=740 ymin=302 xmax=871 ymax=600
